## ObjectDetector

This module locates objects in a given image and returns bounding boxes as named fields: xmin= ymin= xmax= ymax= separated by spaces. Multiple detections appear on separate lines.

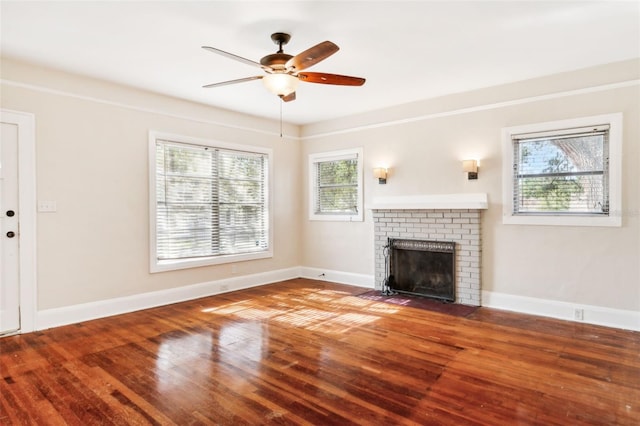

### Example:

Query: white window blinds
xmin=512 ymin=125 xmax=609 ymax=215
xmin=314 ymin=153 xmax=359 ymax=215
xmin=155 ymin=140 xmax=269 ymax=261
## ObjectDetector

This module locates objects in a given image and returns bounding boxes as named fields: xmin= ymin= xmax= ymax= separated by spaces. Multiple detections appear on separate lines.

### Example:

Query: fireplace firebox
xmin=387 ymin=238 xmax=456 ymax=302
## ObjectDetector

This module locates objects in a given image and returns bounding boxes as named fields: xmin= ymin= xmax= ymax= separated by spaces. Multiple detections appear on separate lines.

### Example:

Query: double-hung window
xmin=502 ymin=113 xmax=622 ymax=227
xmin=150 ymin=132 xmax=272 ymax=272
xmin=309 ymin=148 xmax=363 ymax=221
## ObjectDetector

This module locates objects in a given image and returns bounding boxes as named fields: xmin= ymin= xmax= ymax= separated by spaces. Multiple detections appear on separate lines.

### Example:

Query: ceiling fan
xmin=202 ymin=32 xmax=366 ymax=102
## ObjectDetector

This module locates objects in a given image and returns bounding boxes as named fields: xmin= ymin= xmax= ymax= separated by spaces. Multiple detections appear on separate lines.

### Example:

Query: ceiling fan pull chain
xmin=280 ymin=99 xmax=283 ymax=138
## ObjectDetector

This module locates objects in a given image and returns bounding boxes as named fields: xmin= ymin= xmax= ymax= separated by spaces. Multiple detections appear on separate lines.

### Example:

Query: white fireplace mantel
xmin=370 ymin=193 xmax=488 ymax=210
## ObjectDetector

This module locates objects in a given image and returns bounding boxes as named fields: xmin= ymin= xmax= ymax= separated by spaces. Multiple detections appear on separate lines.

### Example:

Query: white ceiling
xmin=2 ymin=1 xmax=639 ymax=125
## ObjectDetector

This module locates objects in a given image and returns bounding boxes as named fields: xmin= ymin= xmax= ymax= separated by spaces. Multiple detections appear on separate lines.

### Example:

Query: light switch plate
xmin=38 ymin=201 xmax=57 ymax=212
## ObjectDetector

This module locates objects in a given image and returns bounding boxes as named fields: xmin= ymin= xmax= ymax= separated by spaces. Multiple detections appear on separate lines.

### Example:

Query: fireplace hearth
xmin=387 ymin=239 xmax=456 ymax=302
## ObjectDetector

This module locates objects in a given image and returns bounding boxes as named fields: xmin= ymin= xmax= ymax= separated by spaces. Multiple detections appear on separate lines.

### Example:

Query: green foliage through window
xmin=309 ymin=148 xmax=363 ymax=221
xmin=513 ymin=130 xmax=608 ymax=215
xmin=155 ymin=140 xmax=269 ymax=261
xmin=316 ymin=158 xmax=358 ymax=214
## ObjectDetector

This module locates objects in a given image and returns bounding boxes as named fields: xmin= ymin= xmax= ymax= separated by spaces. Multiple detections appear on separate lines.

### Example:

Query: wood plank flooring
xmin=1 ymin=279 xmax=638 ymax=425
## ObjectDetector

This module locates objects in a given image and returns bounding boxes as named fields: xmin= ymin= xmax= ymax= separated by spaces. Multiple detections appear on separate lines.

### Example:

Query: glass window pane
xmin=514 ymin=132 xmax=608 ymax=214
xmin=316 ymin=158 xmax=358 ymax=214
xmin=318 ymin=187 xmax=357 ymax=213
xmin=318 ymin=159 xmax=357 ymax=185
xmin=155 ymin=140 xmax=268 ymax=261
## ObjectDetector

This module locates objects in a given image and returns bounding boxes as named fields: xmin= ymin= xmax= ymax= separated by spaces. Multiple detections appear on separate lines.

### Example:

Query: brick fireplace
xmin=371 ymin=194 xmax=488 ymax=306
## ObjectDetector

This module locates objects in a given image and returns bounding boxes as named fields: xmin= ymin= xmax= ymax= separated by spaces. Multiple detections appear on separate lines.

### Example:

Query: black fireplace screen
xmin=388 ymin=239 xmax=455 ymax=302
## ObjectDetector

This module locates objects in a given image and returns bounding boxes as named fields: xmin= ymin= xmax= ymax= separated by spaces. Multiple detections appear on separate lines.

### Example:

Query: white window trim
xmin=502 ymin=113 xmax=622 ymax=227
xmin=309 ymin=147 xmax=364 ymax=222
xmin=149 ymin=131 xmax=273 ymax=273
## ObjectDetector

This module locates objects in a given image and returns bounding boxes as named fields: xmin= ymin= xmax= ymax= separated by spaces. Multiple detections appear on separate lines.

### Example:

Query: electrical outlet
xmin=231 ymin=264 xmax=238 ymax=274
xmin=574 ymin=308 xmax=584 ymax=321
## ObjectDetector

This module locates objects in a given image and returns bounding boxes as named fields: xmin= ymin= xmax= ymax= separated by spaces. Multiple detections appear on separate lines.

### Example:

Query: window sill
xmin=502 ymin=213 xmax=621 ymax=227
xmin=150 ymin=250 xmax=273 ymax=273
xmin=309 ymin=213 xmax=363 ymax=222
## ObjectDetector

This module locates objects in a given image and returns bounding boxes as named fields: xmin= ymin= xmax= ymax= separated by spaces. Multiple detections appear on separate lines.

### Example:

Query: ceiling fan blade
xmin=298 ymin=72 xmax=366 ymax=86
xmin=285 ymin=41 xmax=339 ymax=71
xmin=202 ymin=46 xmax=269 ymax=70
xmin=280 ymin=92 xmax=296 ymax=102
xmin=202 ymin=76 xmax=262 ymax=88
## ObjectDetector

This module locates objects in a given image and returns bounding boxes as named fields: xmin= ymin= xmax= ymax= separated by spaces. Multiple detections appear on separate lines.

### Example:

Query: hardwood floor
xmin=1 ymin=279 xmax=638 ymax=425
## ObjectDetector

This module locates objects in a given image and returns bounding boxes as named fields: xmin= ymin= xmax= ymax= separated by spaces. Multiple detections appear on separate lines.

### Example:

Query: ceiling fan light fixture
xmin=262 ymin=73 xmax=299 ymax=96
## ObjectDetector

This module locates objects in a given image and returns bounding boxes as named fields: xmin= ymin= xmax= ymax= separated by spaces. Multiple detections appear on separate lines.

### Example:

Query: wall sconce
xmin=373 ymin=167 xmax=388 ymax=184
xmin=462 ymin=160 xmax=478 ymax=180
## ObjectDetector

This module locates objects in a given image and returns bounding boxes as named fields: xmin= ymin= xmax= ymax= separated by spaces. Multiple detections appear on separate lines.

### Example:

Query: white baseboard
xmin=36 ymin=267 xmax=300 ymax=331
xmin=298 ymin=266 xmax=374 ymax=288
xmin=482 ymin=290 xmax=640 ymax=331
xmin=34 ymin=268 xmax=637 ymax=332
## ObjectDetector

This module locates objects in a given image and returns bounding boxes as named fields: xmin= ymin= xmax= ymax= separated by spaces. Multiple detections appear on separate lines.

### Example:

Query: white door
xmin=0 ymin=119 xmax=21 ymax=335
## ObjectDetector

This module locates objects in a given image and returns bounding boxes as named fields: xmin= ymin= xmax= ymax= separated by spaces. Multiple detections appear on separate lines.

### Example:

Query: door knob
xmin=6 ymin=210 xmax=15 ymax=217
xmin=6 ymin=231 xmax=15 ymax=238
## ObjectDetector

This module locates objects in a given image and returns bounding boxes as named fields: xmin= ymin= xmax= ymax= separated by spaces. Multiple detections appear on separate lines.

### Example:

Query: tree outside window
xmin=309 ymin=148 xmax=363 ymax=222
xmin=502 ymin=113 xmax=621 ymax=227
xmin=150 ymin=133 xmax=272 ymax=272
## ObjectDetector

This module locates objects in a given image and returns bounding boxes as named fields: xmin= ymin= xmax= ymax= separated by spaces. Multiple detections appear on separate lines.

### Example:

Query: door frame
xmin=1 ymin=109 xmax=37 ymax=334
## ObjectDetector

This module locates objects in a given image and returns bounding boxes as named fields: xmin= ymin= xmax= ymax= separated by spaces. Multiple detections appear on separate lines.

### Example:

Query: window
xmin=149 ymin=132 xmax=272 ymax=272
xmin=309 ymin=148 xmax=363 ymax=221
xmin=502 ymin=113 xmax=622 ymax=227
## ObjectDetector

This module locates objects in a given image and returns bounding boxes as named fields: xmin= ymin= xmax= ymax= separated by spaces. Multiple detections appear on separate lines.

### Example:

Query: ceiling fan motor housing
xmin=262 ymin=33 xmax=293 ymax=70
xmin=260 ymin=53 xmax=293 ymax=69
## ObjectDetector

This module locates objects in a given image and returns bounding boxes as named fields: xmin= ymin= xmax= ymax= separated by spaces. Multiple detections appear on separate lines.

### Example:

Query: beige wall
xmin=2 ymin=57 xmax=638 ymax=318
xmin=301 ymin=59 xmax=640 ymax=312
xmin=1 ymin=58 xmax=302 ymax=310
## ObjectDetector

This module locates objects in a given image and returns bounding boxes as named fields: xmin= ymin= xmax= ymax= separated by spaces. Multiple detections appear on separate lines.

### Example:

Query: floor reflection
xmin=155 ymin=330 xmax=214 ymax=393
xmin=201 ymin=287 xmax=399 ymax=335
